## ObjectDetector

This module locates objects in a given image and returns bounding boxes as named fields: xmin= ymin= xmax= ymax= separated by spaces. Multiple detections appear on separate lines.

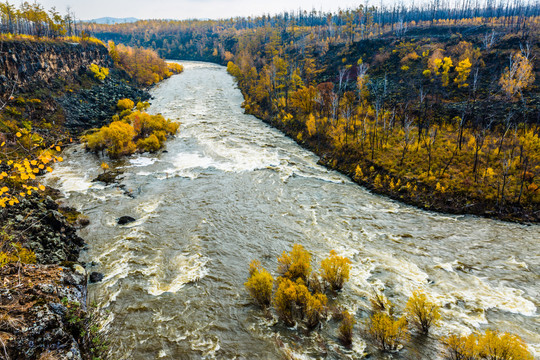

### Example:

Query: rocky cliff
xmin=0 ymin=39 xmax=149 ymax=132
xmin=0 ymin=40 xmax=111 ymax=94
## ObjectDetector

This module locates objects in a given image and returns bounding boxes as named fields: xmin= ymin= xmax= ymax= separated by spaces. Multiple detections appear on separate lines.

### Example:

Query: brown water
xmin=47 ymin=61 xmax=539 ymax=359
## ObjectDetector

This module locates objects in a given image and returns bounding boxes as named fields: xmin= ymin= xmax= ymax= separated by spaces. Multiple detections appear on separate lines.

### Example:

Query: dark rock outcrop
xmin=0 ymin=195 xmax=85 ymax=264
xmin=0 ymin=40 xmax=110 ymax=94
xmin=89 ymin=272 xmax=104 ymax=283
xmin=59 ymin=69 xmax=150 ymax=130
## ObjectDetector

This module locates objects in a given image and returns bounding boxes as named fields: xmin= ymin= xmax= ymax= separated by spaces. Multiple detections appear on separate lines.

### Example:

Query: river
xmin=46 ymin=61 xmax=539 ymax=359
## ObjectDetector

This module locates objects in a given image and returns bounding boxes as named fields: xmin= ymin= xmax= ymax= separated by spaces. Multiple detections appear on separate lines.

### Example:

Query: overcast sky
xmin=37 ymin=0 xmax=380 ymax=21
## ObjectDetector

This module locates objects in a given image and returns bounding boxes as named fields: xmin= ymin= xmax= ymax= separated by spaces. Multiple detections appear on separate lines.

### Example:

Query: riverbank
xmin=249 ymin=112 xmax=539 ymax=224
xmin=0 ymin=194 xmax=96 ymax=360
xmin=0 ymin=37 xmax=154 ymax=359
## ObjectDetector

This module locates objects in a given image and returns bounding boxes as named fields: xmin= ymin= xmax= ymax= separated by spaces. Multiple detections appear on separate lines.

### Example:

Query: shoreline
xmin=248 ymin=110 xmax=538 ymax=225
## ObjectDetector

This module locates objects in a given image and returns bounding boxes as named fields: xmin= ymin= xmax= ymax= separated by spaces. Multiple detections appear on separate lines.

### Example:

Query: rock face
xmin=0 ymin=264 xmax=88 ymax=360
xmin=0 ymin=39 xmax=150 ymax=132
xmin=1 ymin=195 xmax=85 ymax=264
xmin=0 ymin=40 xmax=111 ymax=94
xmin=59 ymin=72 xmax=150 ymax=130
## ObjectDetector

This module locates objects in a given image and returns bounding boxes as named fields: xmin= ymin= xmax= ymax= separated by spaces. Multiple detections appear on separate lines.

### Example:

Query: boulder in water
xmin=89 ymin=272 xmax=104 ymax=283
xmin=117 ymin=216 xmax=136 ymax=225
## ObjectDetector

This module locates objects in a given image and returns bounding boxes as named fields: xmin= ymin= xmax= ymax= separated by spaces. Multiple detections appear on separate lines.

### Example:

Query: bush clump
xmin=277 ymin=244 xmax=312 ymax=281
xmin=84 ymin=101 xmax=179 ymax=158
xmin=405 ymin=290 xmax=441 ymax=334
xmin=320 ymin=250 xmax=351 ymax=291
xmin=338 ymin=310 xmax=356 ymax=347
xmin=368 ymin=312 xmax=409 ymax=351
xmin=244 ymin=260 xmax=274 ymax=308
xmin=89 ymin=63 xmax=109 ymax=81
xmin=443 ymin=330 xmax=534 ymax=360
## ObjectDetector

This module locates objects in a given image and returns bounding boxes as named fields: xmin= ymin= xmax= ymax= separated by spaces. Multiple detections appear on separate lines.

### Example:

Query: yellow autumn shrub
xmin=117 ymin=98 xmax=135 ymax=111
xmin=89 ymin=63 xmax=109 ymax=81
xmin=244 ymin=260 xmax=274 ymax=308
xmin=277 ymin=244 xmax=312 ymax=281
xmin=273 ymin=278 xmax=300 ymax=326
xmin=304 ymin=292 xmax=327 ymax=328
xmin=137 ymin=134 xmax=161 ymax=153
xmin=338 ymin=310 xmax=356 ymax=346
xmin=405 ymin=290 xmax=441 ymax=334
xmin=368 ymin=312 xmax=409 ymax=351
xmin=320 ymin=250 xmax=351 ymax=291
xmin=168 ymin=62 xmax=184 ymax=74
xmin=443 ymin=330 xmax=533 ymax=360
xmin=0 ymin=243 xmax=36 ymax=267
xmin=84 ymin=121 xmax=137 ymax=158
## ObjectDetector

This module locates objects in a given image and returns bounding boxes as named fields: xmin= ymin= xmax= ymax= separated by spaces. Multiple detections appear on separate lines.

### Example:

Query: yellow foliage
xmin=454 ymin=58 xmax=472 ymax=88
xmin=443 ymin=333 xmax=479 ymax=360
xmin=306 ymin=113 xmax=317 ymax=137
xmin=355 ymin=165 xmax=364 ymax=179
xmin=89 ymin=63 xmax=109 ymax=81
xmin=499 ymin=52 xmax=535 ymax=98
xmin=405 ymin=290 xmax=441 ymax=334
xmin=320 ymin=250 xmax=351 ymax=291
xmin=305 ymin=292 xmax=327 ymax=328
xmin=111 ymin=43 xmax=172 ymax=85
xmin=167 ymin=62 xmax=184 ymax=74
xmin=443 ymin=330 xmax=533 ymax=360
xmin=84 ymin=121 xmax=137 ymax=158
xmin=84 ymin=110 xmax=178 ymax=158
xmin=0 ymin=243 xmax=36 ymax=267
xmin=137 ymin=134 xmax=161 ymax=153
xmin=245 ymin=260 xmax=274 ymax=308
xmin=117 ymin=98 xmax=135 ymax=111
xmin=368 ymin=312 xmax=409 ymax=351
xmin=273 ymin=278 xmax=300 ymax=326
xmin=227 ymin=61 xmax=242 ymax=79
xmin=277 ymin=244 xmax=312 ymax=281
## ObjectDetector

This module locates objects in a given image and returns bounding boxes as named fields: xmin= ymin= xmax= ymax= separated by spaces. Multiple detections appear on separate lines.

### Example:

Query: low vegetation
xmin=443 ymin=330 xmax=534 ymax=360
xmin=404 ymin=290 xmax=441 ymax=334
xmin=83 ymin=99 xmax=179 ymax=158
xmin=246 ymin=246 xmax=346 ymax=330
xmin=367 ymin=312 xmax=409 ymax=351
xmin=245 ymin=260 xmax=274 ymax=308
xmin=245 ymin=247 xmax=533 ymax=357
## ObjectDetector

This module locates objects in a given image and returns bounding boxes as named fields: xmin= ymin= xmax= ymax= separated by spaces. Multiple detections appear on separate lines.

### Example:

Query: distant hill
xmin=86 ymin=17 xmax=138 ymax=24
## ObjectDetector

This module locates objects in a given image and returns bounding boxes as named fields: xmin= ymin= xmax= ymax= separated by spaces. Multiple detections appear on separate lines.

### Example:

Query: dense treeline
xmin=85 ymin=0 xmax=539 ymax=62
xmin=87 ymin=3 xmax=540 ymax=222
xmin=227 ymin=29 xmax=540 ymax=221
xmin=0 ymin=1 xmax=80 ymax=38
xmin=109 ymin=41 xmax=184 ymax=86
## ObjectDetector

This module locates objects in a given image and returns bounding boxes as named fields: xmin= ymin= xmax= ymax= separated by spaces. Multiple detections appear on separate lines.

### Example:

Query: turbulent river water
xmin=47 ymin=62 xmax=539 ymax=359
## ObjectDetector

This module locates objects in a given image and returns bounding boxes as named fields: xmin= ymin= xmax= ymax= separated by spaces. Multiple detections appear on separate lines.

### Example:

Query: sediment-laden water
xmin=47 ymin=62 xmax=539 ymax=359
